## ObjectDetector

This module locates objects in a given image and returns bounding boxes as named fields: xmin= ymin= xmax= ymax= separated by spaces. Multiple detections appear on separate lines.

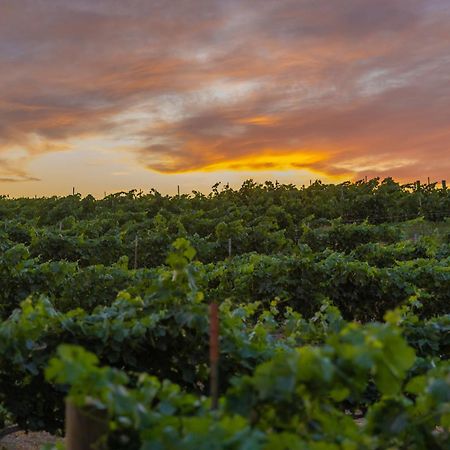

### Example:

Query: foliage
xmin=0 ymin=180 xmax=448 ymax=448
xmin=43 ymin=316 xmax=449 ymax=449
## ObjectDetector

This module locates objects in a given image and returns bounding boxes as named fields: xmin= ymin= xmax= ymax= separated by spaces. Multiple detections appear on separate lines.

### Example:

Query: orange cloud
xmin=238 ymin=116 xmax=279 ymax=126
xmin=189 ymin=149 xmax=328 ymax=172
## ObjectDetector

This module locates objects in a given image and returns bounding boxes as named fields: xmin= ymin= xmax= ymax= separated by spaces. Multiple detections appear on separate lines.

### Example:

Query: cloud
xmin=0 ymin=176 xmax=40 ymax=183
xmin=0 ymin=0 xmax=449 ymax=183
xmin=0 ymin=155 xmax=41 ymax=182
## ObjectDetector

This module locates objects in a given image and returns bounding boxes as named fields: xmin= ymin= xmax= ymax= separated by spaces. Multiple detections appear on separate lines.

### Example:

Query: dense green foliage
xmin=0 ymin=178 xmax=448 ymax=266
xmin=43 ymin=311 xmax=448 ymax=450
xmin=0 ymin=235 xmax=449 ymax=321
xmin=0 ymin=179 xmax=448 ymax=448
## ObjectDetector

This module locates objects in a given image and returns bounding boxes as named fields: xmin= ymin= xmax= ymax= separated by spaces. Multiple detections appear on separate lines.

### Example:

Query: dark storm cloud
xmin=0 ymin=0 xmax=449 ymax=182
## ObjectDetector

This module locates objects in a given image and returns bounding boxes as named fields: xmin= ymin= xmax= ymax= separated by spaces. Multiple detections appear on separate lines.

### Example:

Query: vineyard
xmin=0 ymin=178 xmax=448 ymax=449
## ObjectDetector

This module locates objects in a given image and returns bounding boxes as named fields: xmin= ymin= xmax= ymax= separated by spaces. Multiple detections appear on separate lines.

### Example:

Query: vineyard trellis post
xmin=209 ymin=302 xmax=219 ymax=410
xmin=134 ymin=234 xmax=139 ymax=269
xmin=65 ymin=401 xmax=108 ymax=450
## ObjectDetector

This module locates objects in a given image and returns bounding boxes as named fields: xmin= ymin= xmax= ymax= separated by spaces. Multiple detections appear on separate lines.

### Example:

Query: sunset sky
xmin=1 ymin=0 xmax=449 ymax=197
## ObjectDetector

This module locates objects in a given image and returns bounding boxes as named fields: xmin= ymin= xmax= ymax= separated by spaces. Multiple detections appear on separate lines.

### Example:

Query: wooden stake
xmin=65 ymin=402 xmax=108 ymax=450
xmin=443 ymin=180 xmax=447 ymax=190
xmin=177 ymin=185 xmax=180 ymax=196
xmin=134 ymin=234 xmax=139 ymax=269
xmin=209 ymin=302 xmax=219 ymax=410
xmin=72 ymin=187 xmax=75 ymax=195
xmin=228 ymin=238 xmax=232 ymax=259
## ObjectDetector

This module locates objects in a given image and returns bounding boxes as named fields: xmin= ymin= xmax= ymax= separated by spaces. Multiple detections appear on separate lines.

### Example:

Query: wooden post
xmin=177 ymin=185 xmax=180 ymax=196
xmin=134 ymin=234 xmax=139 ymax=270
xmin=427 ymin=176 xmax=430 ymax=185
xmin=417 ymin=181 xmax=422 ymax=212
xmin=72 ymin=187 xmax=75 ymax=195
xmin=65 ymin=402 xmax=108 ymax=450
xmin=209 ymin=303 xmax=219 ymax=410
xmin=443 ymin=180 xmax=447 ymax=190
xmin=228 ymin=238 xmax=232 ymax=259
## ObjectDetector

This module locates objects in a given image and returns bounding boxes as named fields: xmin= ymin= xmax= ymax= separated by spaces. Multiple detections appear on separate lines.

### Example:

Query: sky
xmin=1 ymin=0 xmax=449 ymax=197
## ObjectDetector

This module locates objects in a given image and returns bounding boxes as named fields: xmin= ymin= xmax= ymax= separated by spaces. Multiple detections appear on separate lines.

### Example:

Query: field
xmin=0 ymin=178 xmax=448 ymax=449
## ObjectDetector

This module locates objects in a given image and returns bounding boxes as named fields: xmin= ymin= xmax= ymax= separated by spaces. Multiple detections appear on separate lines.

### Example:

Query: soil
xmin=0 ymin=431 xmax=61 ymax=450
